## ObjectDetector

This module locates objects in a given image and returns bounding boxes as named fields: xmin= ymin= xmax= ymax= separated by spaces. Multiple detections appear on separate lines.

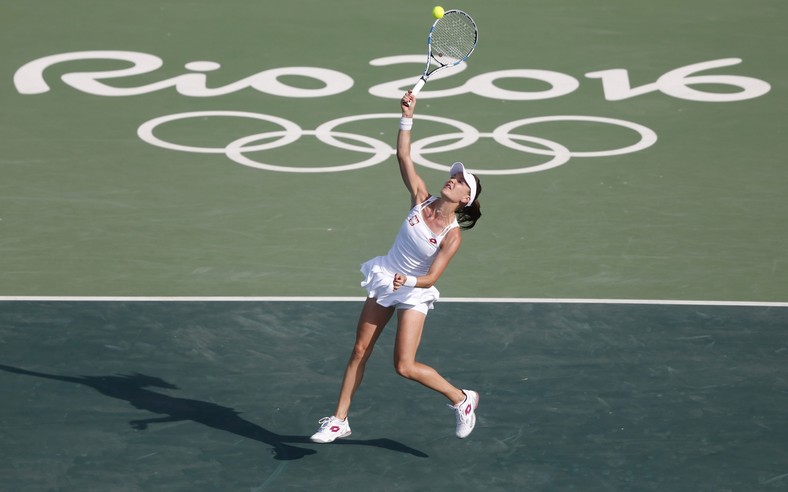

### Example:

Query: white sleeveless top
xmin=359 ymin=196 xmax=459 ymax=310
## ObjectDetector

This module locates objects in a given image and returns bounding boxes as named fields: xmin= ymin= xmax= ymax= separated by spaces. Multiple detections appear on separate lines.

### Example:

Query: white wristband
xmin=400 ymin=117 xmax=413 ymax=131
xmin=404 ymin=276 xmax=417 ymax=287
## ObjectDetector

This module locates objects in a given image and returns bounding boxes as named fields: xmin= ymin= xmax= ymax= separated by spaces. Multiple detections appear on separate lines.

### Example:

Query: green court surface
xmin=2 ymin=0 xmax=786 ymax=300
xmin=2 ymin=0 xmax=788 ymax=490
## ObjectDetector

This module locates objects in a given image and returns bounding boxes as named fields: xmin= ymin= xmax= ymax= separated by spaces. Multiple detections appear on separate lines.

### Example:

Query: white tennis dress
xmin=360 ymin=196 xmax=459 ymax=311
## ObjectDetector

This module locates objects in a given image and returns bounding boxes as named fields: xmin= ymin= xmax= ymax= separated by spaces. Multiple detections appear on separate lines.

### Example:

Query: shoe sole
xmin=310 ymin=429 xmax=352 ymax=444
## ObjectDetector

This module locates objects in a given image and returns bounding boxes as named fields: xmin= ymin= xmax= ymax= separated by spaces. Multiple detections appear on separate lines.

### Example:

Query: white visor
xmin=449 ymin=162 xmax=477 ymax=208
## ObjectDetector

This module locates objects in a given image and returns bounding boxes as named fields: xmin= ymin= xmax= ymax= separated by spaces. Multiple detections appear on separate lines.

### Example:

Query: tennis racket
xmin=406 ymin=9 xmax=478 ymax=104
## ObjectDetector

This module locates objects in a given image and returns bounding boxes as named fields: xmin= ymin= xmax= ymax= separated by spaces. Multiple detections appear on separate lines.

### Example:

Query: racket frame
xmin=408 ymin=9 xmax=478 ymax=101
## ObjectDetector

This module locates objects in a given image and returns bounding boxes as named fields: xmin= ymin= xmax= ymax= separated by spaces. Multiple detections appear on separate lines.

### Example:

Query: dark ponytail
xmin=455 ymin=175 xmax=482 ymax=230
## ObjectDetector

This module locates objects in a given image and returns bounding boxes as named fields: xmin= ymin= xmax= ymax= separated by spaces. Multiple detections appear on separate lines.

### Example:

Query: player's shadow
xmin=0 ymin=364 xmax=428 ymax=460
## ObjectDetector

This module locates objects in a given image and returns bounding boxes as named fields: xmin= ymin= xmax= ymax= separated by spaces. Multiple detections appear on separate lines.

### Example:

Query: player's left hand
xmin=393 ymin=273 xmax=407 ymax=291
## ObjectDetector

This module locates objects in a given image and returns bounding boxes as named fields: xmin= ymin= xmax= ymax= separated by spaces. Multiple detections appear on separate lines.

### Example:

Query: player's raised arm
xmin=397 ymin=91 xmax=430 ymax=207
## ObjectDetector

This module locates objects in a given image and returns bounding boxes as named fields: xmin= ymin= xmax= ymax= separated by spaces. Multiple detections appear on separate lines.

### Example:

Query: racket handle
xmin=411 ymin=78 xmax=426 ymax=96
xmin=405 ymin=78 xmax=427 ymax=106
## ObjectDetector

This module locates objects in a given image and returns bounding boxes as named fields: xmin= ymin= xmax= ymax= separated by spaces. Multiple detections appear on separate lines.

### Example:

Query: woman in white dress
xmin=310 ymin=91 xmax=483 ymax=443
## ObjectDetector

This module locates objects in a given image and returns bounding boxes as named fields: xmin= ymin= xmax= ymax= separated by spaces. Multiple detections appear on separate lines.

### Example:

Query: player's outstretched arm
xmin=397 ymin=91 xmax=429 ymax=207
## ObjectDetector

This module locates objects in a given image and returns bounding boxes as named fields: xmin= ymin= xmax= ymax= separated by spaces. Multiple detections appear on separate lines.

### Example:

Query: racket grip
xmin=411 ymin=78 xmax=426 ymax=96
xmin=405 ymin=78 xmax=427 ymax=106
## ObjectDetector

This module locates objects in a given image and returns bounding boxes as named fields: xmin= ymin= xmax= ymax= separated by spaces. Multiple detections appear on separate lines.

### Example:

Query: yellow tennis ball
xmin=432 ymin=6 xmax=444 ymax=19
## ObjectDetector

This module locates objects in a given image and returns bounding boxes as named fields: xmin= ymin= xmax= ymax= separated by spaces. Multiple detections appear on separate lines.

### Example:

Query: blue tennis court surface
xmin=1 ymin=299 xmax=786 ymax=490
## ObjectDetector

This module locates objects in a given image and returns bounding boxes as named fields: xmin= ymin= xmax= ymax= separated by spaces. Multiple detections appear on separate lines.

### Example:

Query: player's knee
xmin=394 ymin=360 xmax=416 ymax=379
xmin=350 ymin=343 xmax=372 ymax=363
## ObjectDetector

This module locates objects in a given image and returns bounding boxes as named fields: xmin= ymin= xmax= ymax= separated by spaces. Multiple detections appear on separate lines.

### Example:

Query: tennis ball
xmin=432 ymin=6 xmax=444 ymax=19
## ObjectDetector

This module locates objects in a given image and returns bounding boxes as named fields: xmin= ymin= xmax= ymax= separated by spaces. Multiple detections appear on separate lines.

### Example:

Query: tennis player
xmin=310 ymin=91 xmax=483 ymax=443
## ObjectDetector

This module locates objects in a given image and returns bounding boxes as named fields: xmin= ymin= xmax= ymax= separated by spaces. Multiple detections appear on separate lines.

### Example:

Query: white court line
xmin=0 ymin=296 xmax=786 ymax=307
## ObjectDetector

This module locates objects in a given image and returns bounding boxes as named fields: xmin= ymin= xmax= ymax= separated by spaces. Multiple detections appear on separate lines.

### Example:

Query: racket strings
xmin=431 ymin=12 xmax=477 ymax=65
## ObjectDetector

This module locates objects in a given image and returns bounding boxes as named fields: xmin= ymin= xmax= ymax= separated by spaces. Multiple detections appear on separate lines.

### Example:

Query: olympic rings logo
xmin=137 ymin=111 xmax=657 ymax=175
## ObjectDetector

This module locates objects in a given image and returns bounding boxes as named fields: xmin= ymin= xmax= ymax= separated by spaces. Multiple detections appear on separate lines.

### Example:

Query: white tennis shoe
xmin=450 ymin=390 xmax=479 ymax=438
xmin=310 ymin=416 xmax=351 ymax=443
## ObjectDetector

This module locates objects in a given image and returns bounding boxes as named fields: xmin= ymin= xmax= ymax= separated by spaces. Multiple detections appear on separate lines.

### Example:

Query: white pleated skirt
xmin=360 ymin=256 xmax=440 ymax=314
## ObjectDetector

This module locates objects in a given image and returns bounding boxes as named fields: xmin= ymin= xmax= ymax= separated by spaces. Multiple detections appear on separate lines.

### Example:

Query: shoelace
xmin=447 ymin=403 xmax=466 ymax=420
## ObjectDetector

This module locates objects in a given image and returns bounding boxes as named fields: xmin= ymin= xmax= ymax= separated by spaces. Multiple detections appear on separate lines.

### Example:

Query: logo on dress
xmin=429 ymin=238 xmax=438 ymax=245
xmin=408 ymin=214 xmax=420 ymax=226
